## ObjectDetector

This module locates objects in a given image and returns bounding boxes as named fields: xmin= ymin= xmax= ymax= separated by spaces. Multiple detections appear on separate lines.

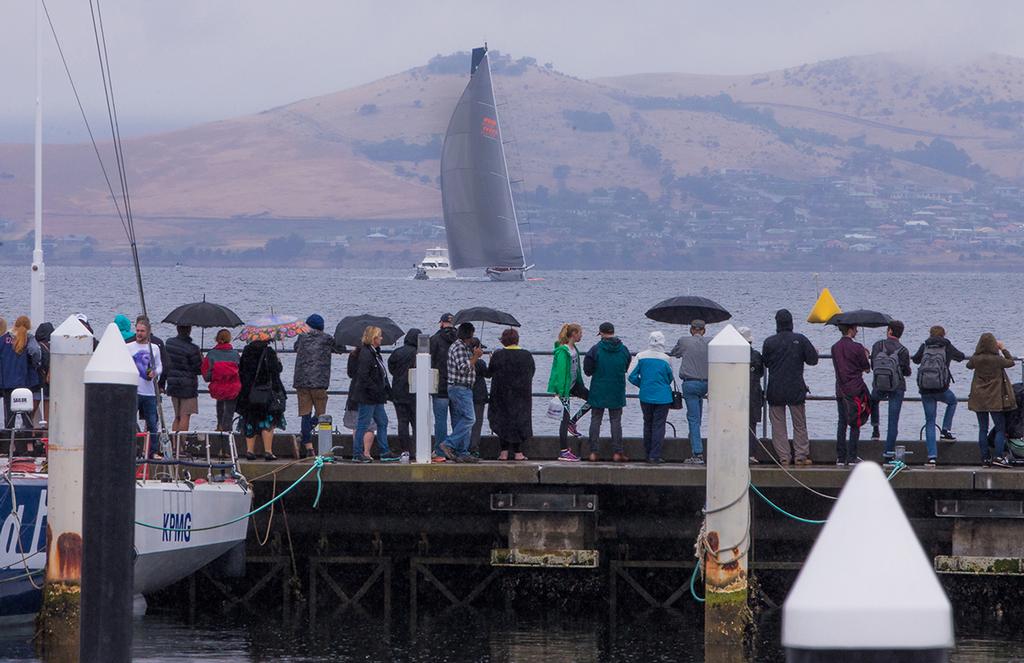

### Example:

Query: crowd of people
xmin=1 ymin=309 xmax=1019 ymax=468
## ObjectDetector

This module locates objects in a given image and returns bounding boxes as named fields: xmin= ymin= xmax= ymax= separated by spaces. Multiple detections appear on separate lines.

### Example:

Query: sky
xmin=2 ymin=0 xmax=1022 ymax=142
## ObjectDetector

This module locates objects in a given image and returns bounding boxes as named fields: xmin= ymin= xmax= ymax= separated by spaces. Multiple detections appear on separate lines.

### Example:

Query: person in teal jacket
xmin=583 ymin=322 xmax=631 ymax=462
xmin=547 ymin=323 xmax=590 ymax=462
xmin=628 ymin=331 xmax=675 ymax=463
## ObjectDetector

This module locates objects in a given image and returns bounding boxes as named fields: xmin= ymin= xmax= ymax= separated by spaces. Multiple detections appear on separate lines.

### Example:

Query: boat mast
xmin=487 ymin=49 xmax=527 ymax=269
xmin=31 ymin=0 xmax=46 ymax=324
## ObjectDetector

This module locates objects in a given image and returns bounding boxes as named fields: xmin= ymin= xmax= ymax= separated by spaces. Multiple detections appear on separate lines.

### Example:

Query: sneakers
xmin=612 ymin=452 xmax=630 ymax=463
xmin=380 ymin=451 xmax=402 ymax=463
xmin=982 ymin=457 xmax=992 ymax=468
xmin=455 ymin=454 xmax=480 ymax=464
xmin=795 ymin=458 xmax=814 ymax=466
xmin=836 ymin=460 xmax=846 ymax=467
xmin=848 ymin=457 xmax=863 ymax=465
xmin=352 ymin=454 xmax=373 ymax=463
xmin=438 ymin=443 xmax=457 ymax=461
xmin=399 ymin=451 xmax=411 ymax=464
xmin=647 ymin=457 xmax=665 ymax=465
xmin=587 ymin=452 xmax=600 ymax=462
xmin=497 ymin=450 xmax=509 ymax=461
xmin=925 ymin=457 xmax=937 ymax=469
xmin=684 ymin=455 xmax=705 ymax=465
xmin=871 ymin=426 xmax=880 ymax=440
xmin=566 ymin=421 xmax=582 ymax=437
xmin=431 ymin=455 xmax=447 ymax=463
xmin=992 ymin=455 xmax=1012 ymax=468
xmin=558 ymin=449 xmax=580 ymax=462
xmin=940 ymin=429 xmax=957 ymax=441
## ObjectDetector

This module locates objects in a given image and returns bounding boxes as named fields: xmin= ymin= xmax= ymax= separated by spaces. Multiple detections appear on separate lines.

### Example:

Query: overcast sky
xmin=2 ymin=0 xmax=1022 ymax=141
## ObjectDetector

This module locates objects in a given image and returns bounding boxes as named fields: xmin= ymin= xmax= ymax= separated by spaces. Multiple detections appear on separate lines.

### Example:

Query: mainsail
xmin=440 ymin=47 xmax=527 ymax=271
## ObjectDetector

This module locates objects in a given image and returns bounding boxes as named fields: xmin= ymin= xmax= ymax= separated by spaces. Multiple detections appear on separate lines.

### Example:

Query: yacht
xmin=414 ymin=247 xmax=457 ymax=280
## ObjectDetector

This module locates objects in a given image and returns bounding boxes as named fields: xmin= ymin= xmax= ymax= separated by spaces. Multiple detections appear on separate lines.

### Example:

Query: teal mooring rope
xmin=134 ymin=455 xmax=333 ymax=534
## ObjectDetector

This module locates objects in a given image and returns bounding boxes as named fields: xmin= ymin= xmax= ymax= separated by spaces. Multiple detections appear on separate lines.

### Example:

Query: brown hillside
xmin=1 ymin=51 xmax=1022 ymax=245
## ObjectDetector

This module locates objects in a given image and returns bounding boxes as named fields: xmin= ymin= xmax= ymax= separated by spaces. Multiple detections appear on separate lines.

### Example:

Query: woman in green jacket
xmin=547 ymin=323 xmax=591 ymax=462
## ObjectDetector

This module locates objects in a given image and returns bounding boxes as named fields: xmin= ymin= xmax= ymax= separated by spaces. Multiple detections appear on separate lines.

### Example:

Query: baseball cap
xmin=599 ymin=322 xmax=615 ymax=334
xmin=691 ymin=319 xmax=706 ymax=330
xmin=439 ymin=312 xmax=455 ymax=324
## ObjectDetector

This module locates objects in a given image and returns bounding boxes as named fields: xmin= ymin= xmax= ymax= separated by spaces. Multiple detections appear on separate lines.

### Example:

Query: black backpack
xmin=917 ymin=344 xmax=950 ymax=392
xmin=872 ymin=343 xmax=900 ymax=392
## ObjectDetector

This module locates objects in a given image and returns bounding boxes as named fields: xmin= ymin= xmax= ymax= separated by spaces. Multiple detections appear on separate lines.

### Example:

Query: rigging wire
xmin=39 ymin=0 xmax=128 ymax=239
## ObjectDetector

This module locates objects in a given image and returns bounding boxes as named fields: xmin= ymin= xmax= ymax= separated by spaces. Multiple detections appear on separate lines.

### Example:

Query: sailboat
xmin=439 ymin=46 xmax=534 ymax=282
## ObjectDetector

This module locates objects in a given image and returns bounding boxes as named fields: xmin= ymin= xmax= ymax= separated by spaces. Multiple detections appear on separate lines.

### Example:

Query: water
xmin=0 ymin=265 xmax=1015 ymax=439
xmin=0 ymin=265 xmax=1021 ymax=661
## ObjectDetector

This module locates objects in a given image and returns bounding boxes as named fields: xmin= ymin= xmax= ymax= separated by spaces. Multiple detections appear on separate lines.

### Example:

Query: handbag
xmin=546 ymin=396 xmax=564 ymax=420
xmin=670 ymin=377 xmax=684 ymax=410
xmin=248 ymin=347 xmax=284 ymax=413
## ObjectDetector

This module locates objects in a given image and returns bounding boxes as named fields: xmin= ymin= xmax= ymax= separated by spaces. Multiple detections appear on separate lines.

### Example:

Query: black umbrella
xmin=645 ymin=296 xmax=731 ymax=325
xmin=334 ymin=314 xmax=404 ymax=347
xmin=826 ymin=310 xmax=893 ymax=328
xmin=162 ymin=298 xmax=244 ymax=328
xmin=454 ymin=307 xmax=521 ymax=327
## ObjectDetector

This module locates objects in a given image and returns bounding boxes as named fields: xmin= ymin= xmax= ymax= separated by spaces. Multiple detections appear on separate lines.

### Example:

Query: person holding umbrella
xmin=831 ymin=324 xmax=871 ymax=466
xmin=351 ymin=326 xmax=397 ymax=463
xmin=670 ymin=320 xmax=710 ymax=465
xmin=548 ymin=323 xmax=590 ymax=462
xmin=165 ymin=325 xmax=203 ymax=433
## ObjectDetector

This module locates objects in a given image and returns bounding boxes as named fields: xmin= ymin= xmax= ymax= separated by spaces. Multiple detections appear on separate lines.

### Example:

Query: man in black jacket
xmin=762 ymin=309 xmax=819 ymax=465
xmin=388 ymin=328 xmax=421 ymax=460
xmin=164 ymin=325 xmax=202 ymax=433
xmin=429 ymin=313 xmax=458 ymax=460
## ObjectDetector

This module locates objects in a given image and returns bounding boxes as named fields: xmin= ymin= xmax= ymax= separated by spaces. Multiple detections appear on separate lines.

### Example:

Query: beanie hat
xmin=305 ymin=314 xmax=325 ymax=331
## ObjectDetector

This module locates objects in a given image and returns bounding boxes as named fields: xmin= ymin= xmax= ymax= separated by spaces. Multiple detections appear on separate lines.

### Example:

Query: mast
xmin=31 ymin=0 xmax=46 ymax=324
xmin=486 ymin=50 xmax=527 ymax=269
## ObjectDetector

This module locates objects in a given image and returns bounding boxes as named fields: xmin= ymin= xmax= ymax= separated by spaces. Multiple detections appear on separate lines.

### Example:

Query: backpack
xmin=917 ymin=344 xmax=950 ymax=392
xmin=871 ymin=343 xmax=900 ymax=392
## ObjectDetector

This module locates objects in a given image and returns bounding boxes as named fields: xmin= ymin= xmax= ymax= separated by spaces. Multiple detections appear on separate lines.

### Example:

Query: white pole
xmin=704 ymin=324 xmax=751 ymax=656
xmin=414 ymin=335 xmax=432 ymax=464
xmin=31 ymin=0 xmax=46 ymax=325
xmin=38 ymin=315 xmax=94 ymax=644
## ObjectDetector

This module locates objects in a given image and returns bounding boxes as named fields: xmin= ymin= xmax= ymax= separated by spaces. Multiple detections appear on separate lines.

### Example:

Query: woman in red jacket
xmin=202 ymin=329 xmax=241 ymax=432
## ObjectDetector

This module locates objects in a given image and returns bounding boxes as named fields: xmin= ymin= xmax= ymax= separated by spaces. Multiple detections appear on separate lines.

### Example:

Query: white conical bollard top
xmin=51 ymin=314 xmax=94 ymax=355
xmin=782 ymin=461 xmax=954 ymax=650
xmin=708 ymin=324 xmax=750 ymax=364
xmin=84 ymin=323 xmax=138 ymax=386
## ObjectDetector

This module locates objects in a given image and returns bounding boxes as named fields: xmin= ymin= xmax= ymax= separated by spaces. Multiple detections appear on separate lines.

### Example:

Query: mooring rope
xmin=134 ymin=456 xmax=333 ymax=534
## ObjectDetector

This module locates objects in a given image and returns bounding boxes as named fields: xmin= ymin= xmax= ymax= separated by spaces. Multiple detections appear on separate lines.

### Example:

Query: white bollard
xmin=414 ymin=334 xmax=433 ymax=464
xmin=783 ymin=461 xmax=953 ymax=661
xmin=705 ymin=324 xmax=751 ymax=653
xmin=38 ymin=315 xmax=94 ymax=641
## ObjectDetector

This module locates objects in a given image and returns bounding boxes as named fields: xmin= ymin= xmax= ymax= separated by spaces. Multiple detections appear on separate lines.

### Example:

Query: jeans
xmin=836 ymin=397 xmax=861 ymax=463
xmin=443 ymin=386 xmax=476 ymax=456
xmin=641 ymin=402 xmax=669 ymax=460
xmin=921 ymin=390 xmax=956 ymax=460
xmin=138 ymin=395 xmax=159 ymax=455
xmin=977 ymin=410 xmax=1007 ymax=461
xmin=589 ymin=407 xmax=624 ymax=454
xmin=682 ymin=380 xmax=708 ymax=455
xmin=431 ymin=395 xmax=449 ymax=455
xmin=870 ymin=389 xmax=905 ymax=455
xmin=215 ymin=399 xmax=236 ymax=432
xmin=355 ymin=403 xmax=389 ymax=457
xmin=394 ymin=402 xmax=415 ymax=454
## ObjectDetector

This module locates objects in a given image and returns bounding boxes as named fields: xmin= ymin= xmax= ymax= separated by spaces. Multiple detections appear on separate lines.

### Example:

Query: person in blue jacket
xmin=628 ymin=331 xmax=675 ymax=464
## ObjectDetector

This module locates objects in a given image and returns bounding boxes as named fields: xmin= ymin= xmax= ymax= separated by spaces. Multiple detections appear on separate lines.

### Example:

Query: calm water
xmin=0 ymin=266 xmax=1020 ymax=661
xmin=0 ymin=265 xmax=1015 ymax=439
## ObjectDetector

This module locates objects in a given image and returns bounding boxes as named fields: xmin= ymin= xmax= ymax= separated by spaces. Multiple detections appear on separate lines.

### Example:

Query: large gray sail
xmin=440 ymin=48 xmax=526 ymax=270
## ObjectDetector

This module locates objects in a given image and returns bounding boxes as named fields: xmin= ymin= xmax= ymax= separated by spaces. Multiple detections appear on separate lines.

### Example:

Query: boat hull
xmin=486 ymin=265 xmax=532 ymax=282
xmin=0 ymin=474 xmax=252 ymax=619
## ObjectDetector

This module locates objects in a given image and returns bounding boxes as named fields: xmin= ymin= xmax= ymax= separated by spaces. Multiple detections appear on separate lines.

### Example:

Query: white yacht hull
xmin=486 ymin=265 xmax=533 ymax=282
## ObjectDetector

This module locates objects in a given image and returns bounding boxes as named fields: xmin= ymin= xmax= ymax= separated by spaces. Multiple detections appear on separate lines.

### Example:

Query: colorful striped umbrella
xmin=237 ymin=314 xmax=309 ymax=342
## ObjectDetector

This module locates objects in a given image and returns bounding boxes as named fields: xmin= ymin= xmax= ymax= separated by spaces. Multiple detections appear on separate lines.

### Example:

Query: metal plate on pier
xmin=490 ymin=548 xmax=599 ymax=568
xmin=935 ymin=499 xmax=1024 ymax=518
xmin=491 ymin=493 xmax=597 ymax=512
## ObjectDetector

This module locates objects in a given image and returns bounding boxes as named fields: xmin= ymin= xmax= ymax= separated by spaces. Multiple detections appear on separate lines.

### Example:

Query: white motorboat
xmin=413 ymin=247 xmax=458 ymax=280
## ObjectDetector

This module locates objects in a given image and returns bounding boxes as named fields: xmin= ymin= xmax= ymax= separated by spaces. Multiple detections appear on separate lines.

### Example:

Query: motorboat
xmin=413 ymin=247 xmax=458 ymax=280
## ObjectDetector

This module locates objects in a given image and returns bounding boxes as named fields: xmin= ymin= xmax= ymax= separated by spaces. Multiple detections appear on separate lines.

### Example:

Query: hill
xmin=1 ymin=51 xmax=1023 ymax=248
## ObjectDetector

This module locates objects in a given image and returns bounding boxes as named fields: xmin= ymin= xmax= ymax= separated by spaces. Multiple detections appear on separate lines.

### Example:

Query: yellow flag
xmin=807 ymin=287 xmax=842 ymax=323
